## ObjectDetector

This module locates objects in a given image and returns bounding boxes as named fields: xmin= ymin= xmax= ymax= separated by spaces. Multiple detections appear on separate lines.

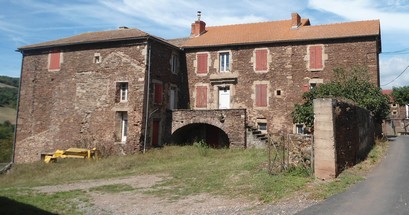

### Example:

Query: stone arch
xmin=171 ymin=123 xmax=229 ymax=148
xmin=170 ymin=109 xmax=247 ymax=148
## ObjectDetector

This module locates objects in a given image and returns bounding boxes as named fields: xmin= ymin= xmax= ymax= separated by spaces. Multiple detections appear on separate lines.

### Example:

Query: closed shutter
xmin=49 ymin=51 xmax=61 ymax=70
xmin=154 ymin=83 xmax=163 ymax=104
xmin=255 ymin=49 xmax=267 ymax=71
xmin=197 ymin=53 xmax=208 ymax=74
xmin=152 ymin=120 xmax=160 ymax=146
xmin=196 ymin=86 xmax=207 ymax=108
xmin=309 ymin=46 xmax=323 ymax=70
xmin=255 ymin=84 xmax=267 ymax=107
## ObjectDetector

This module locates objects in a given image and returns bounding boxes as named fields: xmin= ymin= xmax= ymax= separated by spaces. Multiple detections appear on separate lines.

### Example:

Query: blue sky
xmin=1 ymin=0 xmax=409 ymax=88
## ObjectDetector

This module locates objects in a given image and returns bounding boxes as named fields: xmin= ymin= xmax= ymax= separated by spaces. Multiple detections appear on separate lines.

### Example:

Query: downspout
xmin=143 ymin=42 xmax=152 ymax=153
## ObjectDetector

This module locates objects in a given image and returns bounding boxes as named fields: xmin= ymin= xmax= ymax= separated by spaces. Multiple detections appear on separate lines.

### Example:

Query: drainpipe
xmin=143 ymin=43 xmax=152 ymax=154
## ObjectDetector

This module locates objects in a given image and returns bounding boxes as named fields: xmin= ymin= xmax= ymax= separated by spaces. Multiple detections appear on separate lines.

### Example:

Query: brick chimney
xmin=291 ymin=12 xmax=301 ymax=29
xmin=191 ymin=11 xmax=206 ymax=37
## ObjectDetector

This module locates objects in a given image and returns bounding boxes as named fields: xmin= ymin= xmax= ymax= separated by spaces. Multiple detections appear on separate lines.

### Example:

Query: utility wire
xmin=381 ymin=65 xmax=409 ymax=86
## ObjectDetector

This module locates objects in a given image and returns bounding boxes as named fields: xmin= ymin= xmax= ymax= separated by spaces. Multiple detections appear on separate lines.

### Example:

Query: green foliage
xmin=0 ymin=76 xmax=19 ymax=88
xmin=0 ymin=87 xmax=18 ymax=108
xmin=0 ymin=120 xmax=14 ymax=162
xmin=193 ymin=139 xmax=209 ymax=156
xmin=292 ymin=67 xmax=390 ymax=127
xmin=392 ymin=86 xmax=409 ymax=106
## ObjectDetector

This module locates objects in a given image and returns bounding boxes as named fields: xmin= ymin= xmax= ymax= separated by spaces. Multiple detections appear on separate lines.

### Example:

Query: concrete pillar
xmin=313 ymin=98 xmax=337 ymax=179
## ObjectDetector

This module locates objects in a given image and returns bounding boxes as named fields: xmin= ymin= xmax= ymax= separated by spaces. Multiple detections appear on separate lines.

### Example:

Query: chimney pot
xmin=190 ymin=11 xmax=206 ymax=37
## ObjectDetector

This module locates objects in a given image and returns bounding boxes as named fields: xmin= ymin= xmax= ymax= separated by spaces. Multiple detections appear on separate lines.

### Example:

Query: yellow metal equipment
xmin=42 ymin=148 xmax=97 ymax=163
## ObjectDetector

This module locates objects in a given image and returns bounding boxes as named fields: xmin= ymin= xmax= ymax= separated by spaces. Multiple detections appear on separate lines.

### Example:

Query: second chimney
xmin=291 ymin=12 xmax=301 ymax=29
xmin=191 ymin=11 xmax=206 ymax=37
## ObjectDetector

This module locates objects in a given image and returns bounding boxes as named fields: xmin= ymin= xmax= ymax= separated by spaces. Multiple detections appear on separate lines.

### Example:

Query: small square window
xmin=276 ymin=90 xmax=281 ymax=96
xmin=94 ymin=53 xmax=101 ymax=64
xmin=219 ymin=52 xmax=230 ymax=72
xmin=296 ymin=124 xmax=304 ymax=134
xmin=258 ymin=122 xmax=267 ymax=131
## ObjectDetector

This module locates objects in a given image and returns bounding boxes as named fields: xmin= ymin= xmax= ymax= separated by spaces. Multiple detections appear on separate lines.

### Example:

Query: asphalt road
xmin=297 ymin=136 xmax=409 ymax=215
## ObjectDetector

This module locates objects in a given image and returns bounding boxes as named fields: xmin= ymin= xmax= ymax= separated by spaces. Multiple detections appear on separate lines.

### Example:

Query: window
xmin=255 ymin=84 xmax=268 ymax=107
xmin=219 ymin=52 xmax=230 ymax=72
xmin=116 ymin=112 xmax=128 ymax=143
xmin=258 ymin=122 xmax=267 ymax=132
xmin=309 ymin=45 xmax=323 ymax=70
xmin=296 ymin=124 xmax=304 ymax=134
xmin=94 ymin=53 xmax=101 ymax=64
xmin=195 ymin=86 xmax=207 ymax=108
xmin=169 ymin=86 xmax=177 ymax=110
xmin=310 ymin=83 xmax=317 ymax=90
xmin=171 ymin=54 xmax=178 ymax=74
xmin=255 ymin=49 xmax=268 ymax=71
xmin=48 ymin=50 xmax=61 ymax=70
xmin=120 ymin=83 xmax=128 ymax=102
xmin=154 ymin=83 xmax=163 ymax=104
xmin=152 ymin=119 xmax=161 ymax=146
xmin=276 ymin=90 xmax=281 ymax=96
xmin=197 ymin=53 xmax=208 ymax=74
xmin=116 ymin=82 xmax=128 ymax=103
xmin=391 ymin=103 xmax=398 ymax=108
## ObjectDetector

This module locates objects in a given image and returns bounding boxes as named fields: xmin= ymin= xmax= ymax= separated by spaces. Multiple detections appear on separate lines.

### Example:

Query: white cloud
xmin=380 ymin=55 xmax=409 ymax=88
xmin=308 ymin=0 xmax=409 ymax=32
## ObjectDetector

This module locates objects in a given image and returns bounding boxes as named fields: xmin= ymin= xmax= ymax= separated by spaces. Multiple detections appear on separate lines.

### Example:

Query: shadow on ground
xmin=0 ymin=196 xmax=56 ymax=215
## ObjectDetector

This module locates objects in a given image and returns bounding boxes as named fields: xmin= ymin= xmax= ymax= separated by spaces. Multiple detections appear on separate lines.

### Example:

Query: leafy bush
xmin=0 ymin=121 xmax=14 ymax=162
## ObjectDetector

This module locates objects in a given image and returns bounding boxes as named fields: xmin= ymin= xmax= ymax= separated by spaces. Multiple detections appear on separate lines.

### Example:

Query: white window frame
xmin=171 ymin=53 xmax=178 ymax=74
xmin=120 ymin=82 xmax=128 ymax=102
xmin=121 ymin=112 xmax=128 ymax=143
xmin=219 ymin=52 xmax=230 ymax=72
xmin=296 ymin=124 xmax=304 ymax=134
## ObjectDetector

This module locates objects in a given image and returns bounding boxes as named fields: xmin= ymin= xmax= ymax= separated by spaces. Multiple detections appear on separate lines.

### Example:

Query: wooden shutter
xmin=255 ymin=49 xmax=267 ymax=71
xmin=49 ymin=51 xmax=61 ymax=70
xmin=196 ymin=86 xmax=207 ymax=108
xmin=197 ymin=53 xmax=208 ymax=74
xmin=255 ymin=84 xmax=267 ymax=107
xmin=154 ymin=83 xmax=163 ymax=104
xmin=309 ymin=46 xmax=323 ymax=70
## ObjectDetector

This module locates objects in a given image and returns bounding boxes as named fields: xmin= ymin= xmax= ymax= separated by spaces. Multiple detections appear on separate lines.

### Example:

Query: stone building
xmin=382 ymin=90 xmax=409 ymax=136
xmin=14 ymin=12 xmax=381 ymax=162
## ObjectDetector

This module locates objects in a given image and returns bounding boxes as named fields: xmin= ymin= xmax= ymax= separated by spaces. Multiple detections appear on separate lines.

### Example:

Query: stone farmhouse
xmin=14 ymin=12 xmax=381 ymax=163
xmin=382 ymin=90 xmax=409 ymax=136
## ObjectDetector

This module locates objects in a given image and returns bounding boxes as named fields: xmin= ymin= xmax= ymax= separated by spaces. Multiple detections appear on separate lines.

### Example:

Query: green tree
xmin=391 ymin=86 xmax=409 ymax=106
xmin=292 ymin=67 xmax=390 ymax=130
xmin=0 ymin=120 xmax=14 ymax=162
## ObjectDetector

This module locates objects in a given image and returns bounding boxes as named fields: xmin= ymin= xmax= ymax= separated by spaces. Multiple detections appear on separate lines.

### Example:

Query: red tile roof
xmin=19 ymin=28 xmax=150 ymax=50
xmin=182 ymin=19 xmax=380 ymax=48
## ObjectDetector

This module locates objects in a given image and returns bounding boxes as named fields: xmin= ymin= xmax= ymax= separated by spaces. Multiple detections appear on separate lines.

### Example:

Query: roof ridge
xmin=308 ymin=19 xmax=380 ymax=28
xmin=206 ymin=18 xmax=296 ymax=28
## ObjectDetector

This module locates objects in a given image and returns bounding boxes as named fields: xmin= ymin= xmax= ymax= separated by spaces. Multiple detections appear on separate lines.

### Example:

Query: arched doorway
xmin=171 ymin=123 xmax=229 ymax=148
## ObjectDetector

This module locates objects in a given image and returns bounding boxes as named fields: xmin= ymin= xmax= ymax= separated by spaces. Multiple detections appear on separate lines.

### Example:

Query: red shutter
xmin=309 ymin=46 xmax=323 ymax=70
xmin=256 ymin=84 xmax=267 ymax=107
xmin=49 ymin=51 xmax=61 ymax=70
xmin=197 ymin=53 xmax=208 ymax=74
xmin=255 ymin=49 xmax=267 ymax=71
xmin=196 ymin=86 xmax=207 ymax=108
xmin=303 ymin=84 xmax=310 ymax=92
xmin=154 ymin=83 xmax=163 ymax=104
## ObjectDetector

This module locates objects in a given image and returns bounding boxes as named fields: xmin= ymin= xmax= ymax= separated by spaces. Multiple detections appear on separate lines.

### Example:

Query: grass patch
xmin=89 ymin=184 xmax=134 ymax=193
xmin=0 ymin=139 xmax=389 ymax=212
xmin=0 ymin=106 xmax=16 ymax=124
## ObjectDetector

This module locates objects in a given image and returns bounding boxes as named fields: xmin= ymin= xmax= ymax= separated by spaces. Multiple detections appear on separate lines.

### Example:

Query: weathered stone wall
xmin=314 ymin=98 xmax=375 ymax=179
xmin=171 ymin=109 xmax=246 ymax=147
xmin=184 ymin=37 xmax=379 ymax=134
xmin=15 ymin=39 xmax=183 ymax=163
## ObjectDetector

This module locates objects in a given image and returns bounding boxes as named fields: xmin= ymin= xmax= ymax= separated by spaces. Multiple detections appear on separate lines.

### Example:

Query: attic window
xmin=94 ymin=53 xmax=101 ymax=64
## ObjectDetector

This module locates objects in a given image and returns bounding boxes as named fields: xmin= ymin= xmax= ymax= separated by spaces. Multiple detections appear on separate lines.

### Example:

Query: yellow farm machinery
xmin=42 ymin=148 xmax=97 ymax=163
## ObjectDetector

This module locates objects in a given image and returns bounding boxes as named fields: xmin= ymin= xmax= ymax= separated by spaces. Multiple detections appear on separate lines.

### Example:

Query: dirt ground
xmin=35 ymin=174 xmax=319 ymax=215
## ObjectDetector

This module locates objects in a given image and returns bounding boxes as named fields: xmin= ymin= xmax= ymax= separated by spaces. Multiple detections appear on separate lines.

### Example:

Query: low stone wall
xmin=314 ymin=98 xmax=375 ymax=179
